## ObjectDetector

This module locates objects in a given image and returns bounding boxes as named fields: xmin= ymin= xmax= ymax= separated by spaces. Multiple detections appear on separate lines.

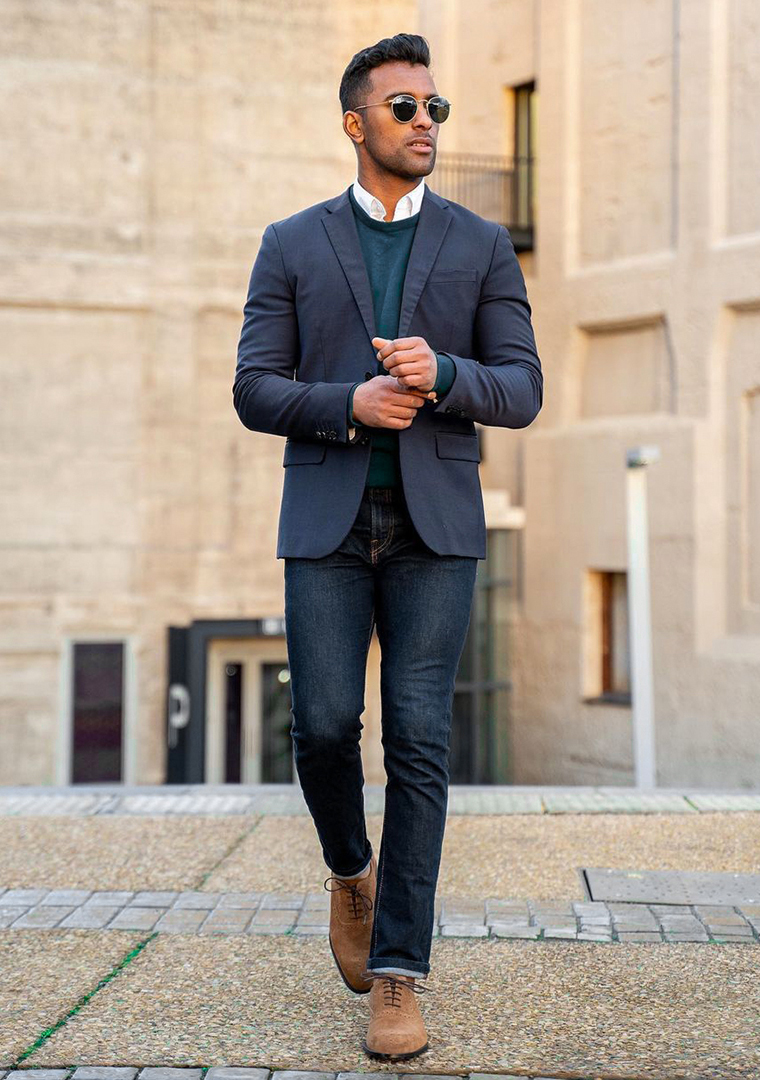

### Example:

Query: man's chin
xmin=407 ymin=152 xmax=436 ymax=175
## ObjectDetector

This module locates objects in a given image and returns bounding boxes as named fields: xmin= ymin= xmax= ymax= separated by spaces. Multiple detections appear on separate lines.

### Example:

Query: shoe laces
xmin=324 ymin=873 xmax=374 ymax=924
xmin=360 ymin=970 xmax=434 ymax=1006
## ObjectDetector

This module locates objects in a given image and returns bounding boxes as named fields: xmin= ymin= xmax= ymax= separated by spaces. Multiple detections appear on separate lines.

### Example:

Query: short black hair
xmin=339 ymin=33 xmax=431 ymax=114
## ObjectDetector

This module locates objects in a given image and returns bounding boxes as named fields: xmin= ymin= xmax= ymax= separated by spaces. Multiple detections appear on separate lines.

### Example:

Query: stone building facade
xmin=2 ymin=0 xmax=758 ymax=788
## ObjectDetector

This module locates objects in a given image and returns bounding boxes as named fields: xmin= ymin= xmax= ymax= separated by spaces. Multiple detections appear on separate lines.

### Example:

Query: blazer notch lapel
xmin=322 ymin=195 xmax=376 ymax=347
xmin=397 ymin=191 xmax=453 ymax=339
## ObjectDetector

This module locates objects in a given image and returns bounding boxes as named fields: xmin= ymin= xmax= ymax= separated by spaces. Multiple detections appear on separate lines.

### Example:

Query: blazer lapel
xmin=322 ymin=184 xmax=453 ymax=348
xmin=397 ymin=187 xmax=452 ymax=338
xmin=322 ymin=188 xmax=376 ymax=346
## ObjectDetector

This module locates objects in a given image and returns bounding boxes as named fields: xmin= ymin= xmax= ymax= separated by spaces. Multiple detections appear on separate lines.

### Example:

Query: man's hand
xmin=351 ymin=336 xmax=438 ymax=429
xmin=372 ymin=335 xmax=438 ymax=392
xmin=352 ymin=362 xmax=436 ymax=431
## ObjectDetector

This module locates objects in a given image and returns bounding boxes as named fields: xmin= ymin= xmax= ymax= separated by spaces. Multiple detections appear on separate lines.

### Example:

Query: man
xmin=233 ymin=32 xmax=542 ymax=1062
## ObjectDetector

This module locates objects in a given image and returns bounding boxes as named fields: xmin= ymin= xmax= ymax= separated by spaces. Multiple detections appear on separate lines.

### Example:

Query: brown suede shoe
xmin=361 ymin=970 xmax=433 ymax=1060
xmin=324 ymin=853 xmax=377 ymax=994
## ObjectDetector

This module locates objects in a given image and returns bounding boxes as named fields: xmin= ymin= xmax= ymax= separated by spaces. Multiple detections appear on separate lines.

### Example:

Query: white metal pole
xmin=625 ymin=446 xmax=660 ymax=789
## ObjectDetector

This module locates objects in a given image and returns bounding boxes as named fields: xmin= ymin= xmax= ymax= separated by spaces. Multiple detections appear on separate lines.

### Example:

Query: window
xmin=513 ymin=81 xmax=536 ymax=233
xmin=261 ymin=661 xmax=295 ymax=782
xmin=583 ymin=570 xmax=632 ymax=704
xmin=71 ymin=641 xmax=124 ymax=783
xmin=449 ymin=530 xmax=520 ymax=783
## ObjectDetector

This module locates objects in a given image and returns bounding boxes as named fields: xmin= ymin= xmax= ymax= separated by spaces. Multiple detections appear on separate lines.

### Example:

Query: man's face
xmin=350 ymin=61 xmax=441 ymax=180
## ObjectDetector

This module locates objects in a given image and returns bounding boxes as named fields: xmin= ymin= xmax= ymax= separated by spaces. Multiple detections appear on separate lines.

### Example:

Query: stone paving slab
xmin=202 ymin=810 xmax=760 ymax=899
xmin=687 ymin=793 xmax=760 ymax=812
xmin=0 ymin=929 xmax=145 ymax=1064
xmin=0 ymin=795 xmax=116 ymax=817
xmin=120 ymin=796 xmax=253 ymax=816
xmin=542 ymin=791 xmax=698 ymax=813
xmin=585 ymin=865 xmax=760 ymax=905
xmin=0 ymin=817 xmax=252 ymax=891
xmin=20 ymin=933 xmax=760 ymax=1078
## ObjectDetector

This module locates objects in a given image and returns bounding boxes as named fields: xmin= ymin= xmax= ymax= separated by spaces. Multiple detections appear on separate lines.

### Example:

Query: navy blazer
xmin=233 ymin=183 xmax=543 ymax=559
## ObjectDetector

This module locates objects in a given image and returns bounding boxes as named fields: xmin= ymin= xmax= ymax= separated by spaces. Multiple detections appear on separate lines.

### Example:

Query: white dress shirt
xmin=352 ymin=176 xmax=426 ymax=221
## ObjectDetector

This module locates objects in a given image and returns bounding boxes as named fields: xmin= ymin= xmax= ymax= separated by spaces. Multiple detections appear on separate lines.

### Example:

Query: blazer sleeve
xmin=233 ymin=223 xmax=357 ymax=443
xmin=431 ymin=225 xmax=543 ymax=428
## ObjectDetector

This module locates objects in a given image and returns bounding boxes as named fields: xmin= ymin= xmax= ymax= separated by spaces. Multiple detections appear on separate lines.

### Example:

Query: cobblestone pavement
xmin=2 ymin=886 xmax=760 ymax=944
xmin=1 ymin=783 xmax=759 ymax=816
xmin=0 ymin=1068 xmax=643 ymax=1080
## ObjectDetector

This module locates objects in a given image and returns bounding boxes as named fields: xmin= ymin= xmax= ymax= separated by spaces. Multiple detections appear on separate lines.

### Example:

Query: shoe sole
xmin=362 ymin=1039 xmax=430 ymax=1061
xmin=328 ymin=931 xmax=372 ymax=995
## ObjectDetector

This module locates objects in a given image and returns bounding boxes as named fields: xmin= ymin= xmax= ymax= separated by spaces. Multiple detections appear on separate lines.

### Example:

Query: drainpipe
xmin=625 ymin=445 xmax=661 ymax=789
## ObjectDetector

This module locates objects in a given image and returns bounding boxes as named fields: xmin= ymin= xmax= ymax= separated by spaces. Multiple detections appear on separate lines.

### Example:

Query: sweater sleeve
xmin=433 ymin=353 xmax=456 ymax=398
xmin=347 ymin=381 xmax=362 ymax=425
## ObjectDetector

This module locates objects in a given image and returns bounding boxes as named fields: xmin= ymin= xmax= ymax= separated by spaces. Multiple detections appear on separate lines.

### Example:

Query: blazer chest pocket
xmin=427 ymin=268 xmax=478 ymax=284
xmin=283 ymin=440 xmax=327 ymax=466
xmin=435 ymin=431 xmax=481 ymax=462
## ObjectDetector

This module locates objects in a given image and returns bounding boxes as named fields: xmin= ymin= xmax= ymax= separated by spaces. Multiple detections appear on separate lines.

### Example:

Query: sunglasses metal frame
xmin=352 ymin=94 xmax=452 ymax=124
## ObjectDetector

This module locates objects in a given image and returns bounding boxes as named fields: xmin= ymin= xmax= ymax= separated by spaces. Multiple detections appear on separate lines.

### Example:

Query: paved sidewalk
xmin=2 ymin=886 xmax=760 ymax=944
xmin=1 ymin=786 xmax=759 ymax=1080
xmin=1 ymin=782 xmax=760 ymax=817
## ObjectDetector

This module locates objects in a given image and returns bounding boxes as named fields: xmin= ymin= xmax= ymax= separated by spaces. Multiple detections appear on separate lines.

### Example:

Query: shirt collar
xmin=351 ymin=176 xmax=425 ymax=222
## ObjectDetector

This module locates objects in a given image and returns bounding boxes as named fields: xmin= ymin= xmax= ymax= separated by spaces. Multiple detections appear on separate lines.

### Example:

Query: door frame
xmin=205 ymin=638 xmax=291 ymax=784
xmin=171 ymin=617 xmax=287 ymax=784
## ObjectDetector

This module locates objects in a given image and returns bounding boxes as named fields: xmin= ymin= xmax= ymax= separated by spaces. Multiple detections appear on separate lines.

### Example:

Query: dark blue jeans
xmin=283 ymin=484 xmax=478 ymax=979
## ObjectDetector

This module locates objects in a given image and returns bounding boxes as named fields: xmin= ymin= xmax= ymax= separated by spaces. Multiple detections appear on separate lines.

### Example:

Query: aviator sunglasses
xmin=353 ymin=93 xmax=452 ymax=124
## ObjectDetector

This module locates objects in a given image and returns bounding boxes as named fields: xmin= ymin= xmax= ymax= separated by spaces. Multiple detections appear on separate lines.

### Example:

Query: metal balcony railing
xmin=431 ymin=152 xmax=535 ymax=252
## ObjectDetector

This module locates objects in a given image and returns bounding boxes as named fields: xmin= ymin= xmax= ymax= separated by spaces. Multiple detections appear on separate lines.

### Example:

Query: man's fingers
xmin=385 ymin=359 xmax=423 ymax=376
xmin=373 ymin=336 xmax=419 ymax=360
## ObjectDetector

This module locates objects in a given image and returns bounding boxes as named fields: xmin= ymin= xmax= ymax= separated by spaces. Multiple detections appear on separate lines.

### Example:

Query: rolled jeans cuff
xmin=331 ymin=850 xmax=373 ymax=880
xmin=367 ymin=965 xmax=429 ymax=979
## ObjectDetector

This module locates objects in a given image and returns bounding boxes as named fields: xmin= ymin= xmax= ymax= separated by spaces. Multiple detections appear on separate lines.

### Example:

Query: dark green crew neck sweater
xmin=346 ymin=184 xmax=455 ymax=487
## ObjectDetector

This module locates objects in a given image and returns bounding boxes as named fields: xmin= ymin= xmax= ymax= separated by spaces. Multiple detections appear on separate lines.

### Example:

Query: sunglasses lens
xmin=428 ymin=97 xmax=451 ymax=123
xmin=392 ymin=96 xmax=419 ymax=122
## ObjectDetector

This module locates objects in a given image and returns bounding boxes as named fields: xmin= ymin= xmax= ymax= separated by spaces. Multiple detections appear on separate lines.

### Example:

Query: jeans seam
xmin=372 ymin=506 xmax=395 ymax=559
xmin=369 ymin=831 xmax=386 ymax=961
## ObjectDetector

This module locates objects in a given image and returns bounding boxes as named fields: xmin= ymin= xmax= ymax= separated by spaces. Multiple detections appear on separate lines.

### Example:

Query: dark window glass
xmin=224 ymin=662 xmax=243 ymax=783
xmin=261 ymin=662 xmax=295 ymax=783
xmin=514 ymin=81 xmax=536 ymax=234
xmin=601 ymin=571 xmax=631 ymax=700
xmin=72 ymin=641 xmax=123 ymax=783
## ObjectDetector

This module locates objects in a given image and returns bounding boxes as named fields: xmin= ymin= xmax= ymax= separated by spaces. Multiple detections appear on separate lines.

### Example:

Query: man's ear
xmin=343 ymin=111 xmax=364 ymax=146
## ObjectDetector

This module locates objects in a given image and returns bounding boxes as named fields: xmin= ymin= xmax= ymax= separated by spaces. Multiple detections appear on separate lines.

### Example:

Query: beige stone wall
xmin=0 ymin=0 xmax=416 ymax=785
xmin=427 ymin=0 xmax=760 ymax=786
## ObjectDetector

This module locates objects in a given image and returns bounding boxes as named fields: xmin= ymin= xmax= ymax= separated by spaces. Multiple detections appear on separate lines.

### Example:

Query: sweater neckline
xmin=348 ymin=184 xmax=420 ymax=230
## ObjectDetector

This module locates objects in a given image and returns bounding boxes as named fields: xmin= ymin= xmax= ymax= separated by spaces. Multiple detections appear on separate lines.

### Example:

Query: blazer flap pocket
xmin=435 ymin=431 xmax=481 ymax=462
xmin=283 ymin=440 xmax=327 ymax=466
xmin=427 ymin=268 xmax=478 ymax=283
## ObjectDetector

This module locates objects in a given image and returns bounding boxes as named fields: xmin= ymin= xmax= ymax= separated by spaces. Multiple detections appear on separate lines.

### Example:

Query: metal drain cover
xmin=583 ymin=867 xmax=760 ymax=905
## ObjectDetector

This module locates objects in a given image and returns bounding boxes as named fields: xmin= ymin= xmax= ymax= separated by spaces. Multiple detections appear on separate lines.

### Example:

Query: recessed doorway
xmin=205 ymin=638 xmax=293 ymax=784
